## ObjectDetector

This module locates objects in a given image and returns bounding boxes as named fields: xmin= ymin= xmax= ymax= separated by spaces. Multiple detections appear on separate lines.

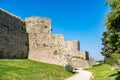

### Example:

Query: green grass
xmin=0 ymin=59 xmax=73 ymax=80
xmin=86 ymin=64 xmax=120 ymax=80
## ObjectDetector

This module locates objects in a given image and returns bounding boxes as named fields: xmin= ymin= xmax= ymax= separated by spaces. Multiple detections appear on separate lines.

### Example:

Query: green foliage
xmin=72 ymin=56 xmax=83 ymax=59
xmin=101 ymin=0 xmax=120 ymax=68
xmin=105 ymin=54 xmax=120 ymax=70
xmin=65 ymin=64 xmax=73 ymax=73
xmin=22 ymin=26 xmax=26 ymax=29
xmin=106 ymin=0 xmax=120 ymax=8
xmin=0 ymin=59 xmax=73 ymax=80
xmin=86 ymin=64 xmax=119 ymax=80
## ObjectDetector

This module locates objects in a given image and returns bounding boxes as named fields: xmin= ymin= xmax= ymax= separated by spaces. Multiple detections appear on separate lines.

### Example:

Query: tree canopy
xmin=101 ymin=0 xmax=120 ymax=67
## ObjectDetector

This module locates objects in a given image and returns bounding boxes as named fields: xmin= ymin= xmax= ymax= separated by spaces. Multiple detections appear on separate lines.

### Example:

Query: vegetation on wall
xmin=22 ymin=25 xmax=26 ymax=29
xmin=101 ymin=0 xmax=120 ymax=68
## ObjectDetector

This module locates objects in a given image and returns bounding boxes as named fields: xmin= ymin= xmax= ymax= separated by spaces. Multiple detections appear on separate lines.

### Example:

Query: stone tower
xmin=25 ymin=17 xmax=67 ymax=66
xmin=26 ymin=17 xmax=51 ymax=34
xmin=25 ymin=17 xmax=51 ymax=50
xmin=65 ymin=40 xmax=80 ymax=55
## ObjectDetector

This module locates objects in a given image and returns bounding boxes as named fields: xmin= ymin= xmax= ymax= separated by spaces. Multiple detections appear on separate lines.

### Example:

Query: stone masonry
xmin=0 ymin=9 xmax=28 ymax=58
xmin=0 ymin=8 xmax=95 ymax=68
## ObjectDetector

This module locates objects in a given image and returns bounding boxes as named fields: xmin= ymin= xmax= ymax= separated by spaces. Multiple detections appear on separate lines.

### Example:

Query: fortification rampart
xmin=0 ymin=9 xmax=95 ymax=68
xmin=0 ymin=9 xmax=28 ymax=58
xmin=26 ymin=17 xmax=67 ymax=66
xmin=25 ymin=17 xmax=94 ymax=67
xmin=79 ymin=51 xmax=89 ymax=60
xmin=65 ymin=40 xmax=80 ymax=56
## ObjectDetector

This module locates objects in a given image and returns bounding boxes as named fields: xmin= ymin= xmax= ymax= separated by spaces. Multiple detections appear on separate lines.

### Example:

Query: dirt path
xmin=65 ymin=69 xmax=92 ymax=80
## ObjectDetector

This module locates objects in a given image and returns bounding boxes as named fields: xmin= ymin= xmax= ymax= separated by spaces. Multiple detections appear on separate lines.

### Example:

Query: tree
xmin=101 ymin=0 xmax=120 ymax=69
xmin=105 ymin=54 xmax=120 ymax=70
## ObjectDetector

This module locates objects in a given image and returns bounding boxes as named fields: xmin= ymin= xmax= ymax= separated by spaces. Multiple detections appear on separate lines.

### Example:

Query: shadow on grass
xmin=115 ymin=76 xmax=120 ymax=80
xmin=92 ymin=63 xmax=104 ymax=67
xmin=109 ymin=71 xmax=120 ymax=80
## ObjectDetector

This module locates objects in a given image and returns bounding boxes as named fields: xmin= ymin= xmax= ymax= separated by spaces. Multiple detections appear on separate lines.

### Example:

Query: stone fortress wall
xmin=0 ymin=8 xmax=95 ymax=68
xmin=26 ymin=17 xmax=95 ymax=67
xmin=0 ymin=9 xmax=28 ymax=58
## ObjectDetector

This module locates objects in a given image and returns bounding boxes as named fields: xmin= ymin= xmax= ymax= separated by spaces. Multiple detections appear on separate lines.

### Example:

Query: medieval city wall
xmin=65 ymin=40 xmax=80 ymax=56
xmin=25 ymin=17 xmax=92 ymax=67
xmin=0 ymin=8 xmax=95 ymax=68
xmin=26 ymin=17 xmax=67 ymax=66
xmin=79 ymin=51 xmax=89 ymax=60
xmin=0 ymin=9 xmax=28 ymax=58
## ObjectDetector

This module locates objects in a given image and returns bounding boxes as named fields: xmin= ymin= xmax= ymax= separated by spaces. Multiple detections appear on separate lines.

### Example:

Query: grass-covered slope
xmin=86 ymin=64 xmax=120 ymax=80
xmin=0 ymin=59 xmax=73 ymax=80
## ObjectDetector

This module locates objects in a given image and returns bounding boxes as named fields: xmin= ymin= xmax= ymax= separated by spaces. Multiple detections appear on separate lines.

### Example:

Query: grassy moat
xmin=0 ymin=59 xmax=73 ymax=80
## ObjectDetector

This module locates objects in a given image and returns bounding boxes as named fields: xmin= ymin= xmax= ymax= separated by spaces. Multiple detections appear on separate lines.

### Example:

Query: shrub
xmin=65 ymin=64 xmax=73 ymax=73
xmin=105 ymin=54 xmax=120 ymax=70
xmin=22 ymin=26 xmax=26 ymax=28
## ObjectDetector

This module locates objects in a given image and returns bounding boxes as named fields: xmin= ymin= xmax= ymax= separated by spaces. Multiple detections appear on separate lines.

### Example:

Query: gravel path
xmin=65 ymin=69 xmax=92 ymax=80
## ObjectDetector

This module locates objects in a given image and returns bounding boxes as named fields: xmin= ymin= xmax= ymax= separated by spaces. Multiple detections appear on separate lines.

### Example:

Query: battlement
xmin=79 ymin=50 xmax=89 ymax=60
xmin=25 ymin=16 xmax=50 ymax=20
xmin=65 ymin=40 xmax=80 ymax=52
xmin=25 ymin=17 xmax=51 ymax=34
xmin=51 ymin=34 xmax=64 ymax=40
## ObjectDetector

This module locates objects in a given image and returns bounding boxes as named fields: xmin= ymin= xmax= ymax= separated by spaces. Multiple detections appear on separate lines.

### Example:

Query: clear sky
xmin=0 ymin=0 xmax=110 ymax=61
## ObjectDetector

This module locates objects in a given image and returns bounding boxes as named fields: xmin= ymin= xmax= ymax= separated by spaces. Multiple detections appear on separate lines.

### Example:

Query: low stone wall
xmin=70 ymin=59 xmax=90 ymax=68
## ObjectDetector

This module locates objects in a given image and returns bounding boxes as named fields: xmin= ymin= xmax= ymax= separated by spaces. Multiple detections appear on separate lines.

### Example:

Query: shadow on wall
xmin=0 ymin=31 xmax=29 ymax=59
xmin=0 ymin=9 xmax=29 ymax=59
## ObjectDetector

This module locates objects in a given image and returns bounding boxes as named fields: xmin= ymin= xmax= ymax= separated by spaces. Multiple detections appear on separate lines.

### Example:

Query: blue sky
xmin=0 ymin=0 xmax=110 ymax=61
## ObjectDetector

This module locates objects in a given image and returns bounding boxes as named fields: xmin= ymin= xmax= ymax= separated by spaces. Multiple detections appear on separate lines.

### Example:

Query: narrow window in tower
xmin=44 ymin=26 xmax=47 ymax=28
